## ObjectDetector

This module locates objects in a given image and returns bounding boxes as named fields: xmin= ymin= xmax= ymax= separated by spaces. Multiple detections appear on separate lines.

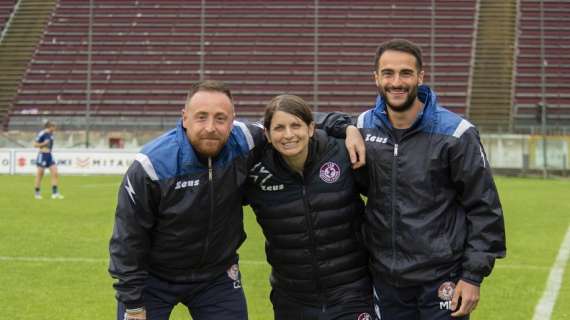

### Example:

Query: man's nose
xmin=205 ymin=118 xmax=215 ymax=132
xmin=391 ymin=74 xmax=403 ymax=86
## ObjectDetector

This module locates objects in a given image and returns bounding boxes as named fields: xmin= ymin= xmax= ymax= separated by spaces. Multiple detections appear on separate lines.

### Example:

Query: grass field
xmin=0 ymin=175 xmax=568 ymax=319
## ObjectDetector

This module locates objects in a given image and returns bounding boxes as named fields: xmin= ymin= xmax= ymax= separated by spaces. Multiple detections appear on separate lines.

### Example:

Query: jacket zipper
xmin=200 ymin=157 xmax=215 ymax=266
xmin=390 ymin=143 xmax=398 ymax=276
xmin=301 ymin=181 xmax=325 ymax=312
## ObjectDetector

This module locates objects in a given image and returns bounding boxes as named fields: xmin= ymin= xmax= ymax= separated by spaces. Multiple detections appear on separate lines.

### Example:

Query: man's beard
xmin=379 ymin=85 xmax=418 ymax=113
xmin=191 ymin=134 xmax=227 ymax=157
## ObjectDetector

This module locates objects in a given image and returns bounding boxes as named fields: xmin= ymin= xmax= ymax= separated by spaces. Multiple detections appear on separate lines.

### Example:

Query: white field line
xmin=0 ymin=256 xmax=266 ymax=265
xmin=495 ymin=264 xmax=550 ymax=271
xmin=532 ymin=225 xmax=570 ymax=320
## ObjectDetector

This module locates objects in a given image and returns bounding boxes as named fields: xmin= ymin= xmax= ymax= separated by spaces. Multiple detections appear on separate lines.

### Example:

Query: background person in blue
xmin=351 ymin=39 xmax=506 ymax=320
xmin=33 ymin=120 xmax=64 ymax=199
xmin=245 ymin=95 xmax=373 ymax=320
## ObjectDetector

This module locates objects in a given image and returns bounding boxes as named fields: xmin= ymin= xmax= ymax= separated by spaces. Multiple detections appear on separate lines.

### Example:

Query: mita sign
xmin=0 ymin=149 xmax=137 ymax=175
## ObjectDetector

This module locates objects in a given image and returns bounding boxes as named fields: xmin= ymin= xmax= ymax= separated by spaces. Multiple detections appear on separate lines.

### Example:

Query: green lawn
xmin=0 ymin=175 xmax=568 ymax=319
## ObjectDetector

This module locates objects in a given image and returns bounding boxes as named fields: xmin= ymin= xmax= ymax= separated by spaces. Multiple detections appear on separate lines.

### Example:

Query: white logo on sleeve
xmin=125 ymin=176 xmax=136 ymax=203
xmin=479 ymin=145 xmax=486 ymax=168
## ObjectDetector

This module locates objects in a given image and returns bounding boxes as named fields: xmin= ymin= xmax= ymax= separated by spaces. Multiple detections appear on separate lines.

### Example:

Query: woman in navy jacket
xmin=245 ymin=94 xmax=373 ymax=320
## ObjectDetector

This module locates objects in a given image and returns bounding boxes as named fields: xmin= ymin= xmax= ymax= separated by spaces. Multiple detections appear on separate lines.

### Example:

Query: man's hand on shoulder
xmin=345 ymin=125 xmax=365 ymax=169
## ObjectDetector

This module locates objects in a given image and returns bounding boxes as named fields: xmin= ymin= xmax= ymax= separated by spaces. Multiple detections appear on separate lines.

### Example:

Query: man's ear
xmin=373 ymin=71 xmax=381 ymax=88
xmin=181 ymin=108 xmax=189 ymax=127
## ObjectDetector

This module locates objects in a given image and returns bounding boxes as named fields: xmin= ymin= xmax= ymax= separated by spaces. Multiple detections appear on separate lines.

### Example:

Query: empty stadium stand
xmin=0 ymin=0 xmax=57 ymax=128
xmin=514 ymin=0 xmax=570 ymax=133
xmin=4 ymin=0 xmax=479 ymax=130
xmin=467 ymin=0 xmax=518 ymax=133
xmin=0 ymin=0 xmax=17 ymax=35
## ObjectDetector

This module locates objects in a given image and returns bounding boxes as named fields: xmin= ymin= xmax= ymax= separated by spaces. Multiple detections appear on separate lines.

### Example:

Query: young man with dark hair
xmin=351 ymin=39 xmax=506 ymax=320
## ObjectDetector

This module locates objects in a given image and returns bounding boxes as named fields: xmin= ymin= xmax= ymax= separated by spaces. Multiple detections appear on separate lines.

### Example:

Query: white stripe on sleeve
xmin=135 ymin=153 xmax=159 ymax=181
xmin=233 ymin=121 xmax=255 ymax=150
xmin=356 ymin=112 xmax=367 ymax=128
xmin=452 ymin=119 xmax=474 ymax=138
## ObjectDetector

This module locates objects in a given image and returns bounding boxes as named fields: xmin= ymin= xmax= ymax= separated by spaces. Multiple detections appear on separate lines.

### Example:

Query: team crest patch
xmin=227 ymin=264 xmax=239 ymax=281
xmin=319 ymin=162 xmax=341 ymax=183
xmin=357 ymin=312 xmax=371 ymax=320
xmin=438 ymin=281 xmax=456 ymax=301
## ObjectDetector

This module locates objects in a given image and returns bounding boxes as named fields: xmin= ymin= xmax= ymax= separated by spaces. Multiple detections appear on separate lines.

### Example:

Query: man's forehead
xmin=189 ymin=90 xmax=230 ymax=101
xmin=186 ymin=91 xmax=233 ymax=111
xmin=379 ymin=50 xmax=418 ymax=69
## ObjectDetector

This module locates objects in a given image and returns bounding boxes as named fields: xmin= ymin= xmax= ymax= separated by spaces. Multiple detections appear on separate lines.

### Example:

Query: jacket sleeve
xmin=449 ymin=127 xmax=506 ymax=285
xmin=313 ymin=112 xmax=355 ymax=138
xmin=108 ymin=160 xmax=159 ymax=308
xmin=245 ymin=122 xmax=267 ymax=169
xmin=351 ymin=128 xmax=372 ymax=196
xmin=352 ymin=166 xmax=369 ymax=196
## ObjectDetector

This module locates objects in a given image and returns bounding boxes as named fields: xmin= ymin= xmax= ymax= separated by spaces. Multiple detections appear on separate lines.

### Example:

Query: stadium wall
xmin=0 ymin=148 xmax=136 ymax=174
xmin=0 ymin=135 xmax=569 ymax=176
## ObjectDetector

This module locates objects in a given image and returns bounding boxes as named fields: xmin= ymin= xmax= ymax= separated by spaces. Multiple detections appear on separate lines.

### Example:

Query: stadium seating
xmin=514 ymin=0 xmax=570 ymax=131
xmin=0 ymin=1 xmax=17 ymax=34
xmin=9 ymin=0 xmax=477 ymax=126
xmin=0 ymin=0 xmax=57 ymax=129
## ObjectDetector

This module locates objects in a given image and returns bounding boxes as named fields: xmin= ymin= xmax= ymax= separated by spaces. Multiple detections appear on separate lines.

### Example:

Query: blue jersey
xmin=35 ymin=129 xmax=54 ymax=152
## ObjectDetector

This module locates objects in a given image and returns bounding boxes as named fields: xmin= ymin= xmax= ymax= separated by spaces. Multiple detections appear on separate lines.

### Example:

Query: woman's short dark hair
xmin=374 ymin=39 xmax=423 ymax=72
xmin=264 ymin=94 xmax=313 ymax=130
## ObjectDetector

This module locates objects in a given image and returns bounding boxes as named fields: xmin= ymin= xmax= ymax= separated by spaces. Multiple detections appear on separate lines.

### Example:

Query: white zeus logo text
xmin=175 ymin=179 xmax=200 ymax=190
xmin=261 ymin=184 xmax=284 ymax=191
xmin=365 ymin=134 xmax=388 ymax=144
xmin=250 ymin=163 xmax=284 ymax=192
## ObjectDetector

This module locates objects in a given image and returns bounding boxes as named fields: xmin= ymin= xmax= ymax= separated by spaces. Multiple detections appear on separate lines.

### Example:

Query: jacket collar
xmin=176 ymin=120 xmax=197 ymax=166
xmin=372 ymin=85 xmax=438 ymax=131
xmin=175 ymin=119 xmax=231 ymax=167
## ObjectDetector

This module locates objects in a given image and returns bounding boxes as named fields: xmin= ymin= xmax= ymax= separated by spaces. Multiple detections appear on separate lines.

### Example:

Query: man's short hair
xmin=186 ymin=80 xmax=233 ymax=104
xmin=374 ymin=39 xmax=423 ymax=72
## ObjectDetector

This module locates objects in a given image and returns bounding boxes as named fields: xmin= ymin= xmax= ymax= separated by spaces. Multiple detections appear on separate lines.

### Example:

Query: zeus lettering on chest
xmin=365 ymin=134 xmax=388 ymax=144
xmin=260 ymin=184 xmax=284 ymax=191
xmin=174 ymin=179 xmax=200 ymax=190
xmin=249 ymin=163 xmax=285 ymax=192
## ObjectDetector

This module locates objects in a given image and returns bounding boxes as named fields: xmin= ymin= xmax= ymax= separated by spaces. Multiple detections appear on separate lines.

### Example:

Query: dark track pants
xmin=116 ymin=265 xmax=247 ymax=320
xmin=271 ymin=289 xmax=375 ymax=320
xmin=372 ymin=274 xmax=469 ymax=320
